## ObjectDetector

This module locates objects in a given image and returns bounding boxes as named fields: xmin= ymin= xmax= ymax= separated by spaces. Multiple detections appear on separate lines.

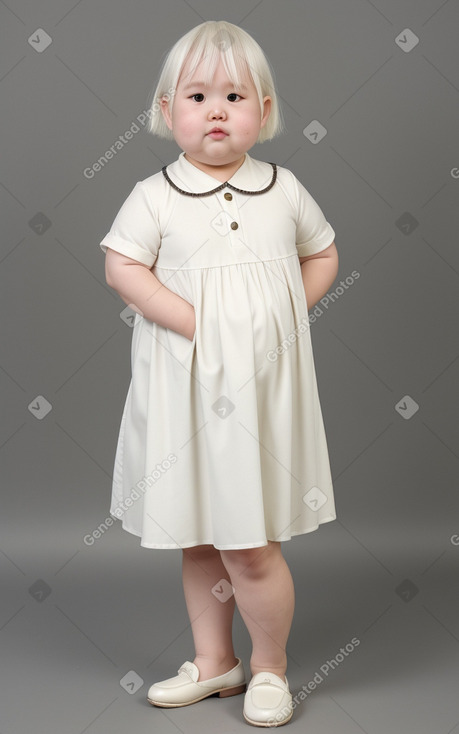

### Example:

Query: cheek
xmin=181 ymin=122 xmax=198 ymax=137
xmin=238 ymin=111 xmax=260 ymax=136
xmin=240 ymin=120 xmax=259 ymax=138
xmin=174 ymin=111 xmax=197 ymax=134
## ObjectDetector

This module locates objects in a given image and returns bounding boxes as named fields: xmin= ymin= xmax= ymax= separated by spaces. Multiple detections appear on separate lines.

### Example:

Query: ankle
xmin=250 ymin=660 xmax=287 ymax=682
xmin=193 ymin=653 xmax=239 ymax=679
xmin=194 ymin=652 xmax=238 ymax=664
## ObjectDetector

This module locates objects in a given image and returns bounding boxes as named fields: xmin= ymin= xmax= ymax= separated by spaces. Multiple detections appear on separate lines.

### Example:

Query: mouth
xmin=207 ymin=127 xmax=228 ymax=137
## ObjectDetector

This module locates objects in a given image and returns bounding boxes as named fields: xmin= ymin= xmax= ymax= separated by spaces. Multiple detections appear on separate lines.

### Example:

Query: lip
xmin=207 ymin=128 xmax=228 ymax=137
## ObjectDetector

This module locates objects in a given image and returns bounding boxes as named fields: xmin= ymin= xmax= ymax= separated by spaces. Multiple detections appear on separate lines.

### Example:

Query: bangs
xmin=180 ymin=30 xmax=251 ymax=91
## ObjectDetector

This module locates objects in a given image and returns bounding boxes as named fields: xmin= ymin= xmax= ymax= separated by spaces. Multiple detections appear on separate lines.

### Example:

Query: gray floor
xmin=1 ymin=515 xmax=458 ymax=734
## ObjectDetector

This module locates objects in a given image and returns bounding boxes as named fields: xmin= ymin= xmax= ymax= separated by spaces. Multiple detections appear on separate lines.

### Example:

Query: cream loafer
xmin=147 ymin=657 xmax=246 ymax=707
xmin=243 ymin=671 xmax=293 ymax=727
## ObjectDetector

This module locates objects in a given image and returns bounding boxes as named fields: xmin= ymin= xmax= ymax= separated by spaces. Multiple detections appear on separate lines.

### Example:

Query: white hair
xmin=146 ymin=20 xmax=285 ymax=143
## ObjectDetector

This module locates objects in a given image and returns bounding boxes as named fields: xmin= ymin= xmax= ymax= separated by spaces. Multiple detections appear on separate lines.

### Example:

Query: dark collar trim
xmin=161 ymin=162 xmax=277 ymax=197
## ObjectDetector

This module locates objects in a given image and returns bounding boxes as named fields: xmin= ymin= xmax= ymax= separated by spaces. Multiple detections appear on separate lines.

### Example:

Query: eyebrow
xmin=182 ymin=81 xmax=248 ymax=91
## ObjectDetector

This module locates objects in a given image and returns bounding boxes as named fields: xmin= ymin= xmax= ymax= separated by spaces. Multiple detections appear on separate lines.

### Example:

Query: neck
xmin=183 ymin=153 xmax=246 ymax=182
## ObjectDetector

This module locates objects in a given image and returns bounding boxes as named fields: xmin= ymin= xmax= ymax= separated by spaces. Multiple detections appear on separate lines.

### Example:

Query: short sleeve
xmin=292 ymin=173 xmax=335 ymax=257
xmin=99 ymin=181 xmax=160 ymax=267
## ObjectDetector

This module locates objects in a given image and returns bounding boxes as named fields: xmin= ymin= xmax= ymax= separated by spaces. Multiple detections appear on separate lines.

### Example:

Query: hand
xmin=182 ymin=305 xmax=196 ymax=342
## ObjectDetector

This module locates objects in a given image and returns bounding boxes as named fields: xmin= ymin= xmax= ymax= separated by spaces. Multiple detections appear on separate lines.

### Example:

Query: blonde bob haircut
xmin=146 ymin=20 xmax=285 ymax=143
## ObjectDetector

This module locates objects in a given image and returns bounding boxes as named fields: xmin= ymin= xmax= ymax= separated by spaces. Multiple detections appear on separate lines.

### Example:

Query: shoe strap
xmin=178 ymin=661 xmax=199 ymax=682
xmin=250 ymin=671 xmax=288 ymax=688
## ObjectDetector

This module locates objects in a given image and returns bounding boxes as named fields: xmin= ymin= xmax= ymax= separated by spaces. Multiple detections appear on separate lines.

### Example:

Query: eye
xmin=189 ymin=92 xmax=243 ymax=102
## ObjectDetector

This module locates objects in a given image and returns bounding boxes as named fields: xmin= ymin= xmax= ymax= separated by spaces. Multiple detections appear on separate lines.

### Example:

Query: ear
xmin=260 ymin=96 xmax=272 ymax=129
xmin=160 ymin=96 xmax=173 ymax=131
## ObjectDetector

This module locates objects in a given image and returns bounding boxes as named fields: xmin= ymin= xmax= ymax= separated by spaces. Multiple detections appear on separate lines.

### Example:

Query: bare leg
xmin=182 ymin=544 xmax=239 ymax=681
xmin=219 ymin=540 xmax=295 ymax=682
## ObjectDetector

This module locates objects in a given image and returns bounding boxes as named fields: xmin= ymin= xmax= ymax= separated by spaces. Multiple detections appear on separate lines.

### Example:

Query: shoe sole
xmin=243 ymin=708 xmax=293 ymax=727
xmin=147 ymin=682 xmax=247 ymax=707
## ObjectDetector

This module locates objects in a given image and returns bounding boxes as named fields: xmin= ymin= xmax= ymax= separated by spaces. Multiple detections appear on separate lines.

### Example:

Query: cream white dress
xmin=100 ymin=151 xmax=337 ymax=549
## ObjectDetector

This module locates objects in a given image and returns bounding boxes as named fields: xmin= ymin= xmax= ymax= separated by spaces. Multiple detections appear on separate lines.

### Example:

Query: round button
xmin=230 ymin=221 xmax=238 ymax=230
xmin=224 ymin=192 xmax=233 ymax=200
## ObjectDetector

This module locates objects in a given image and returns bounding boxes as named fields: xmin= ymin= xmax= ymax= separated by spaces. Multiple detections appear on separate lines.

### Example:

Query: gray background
xmin=1 ymin=0 xmax=459 ymax=732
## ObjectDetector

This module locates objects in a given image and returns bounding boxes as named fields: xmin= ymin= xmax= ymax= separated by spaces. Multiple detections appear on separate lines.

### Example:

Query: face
xmin=160 ymin=53 xmax=271 ymax=177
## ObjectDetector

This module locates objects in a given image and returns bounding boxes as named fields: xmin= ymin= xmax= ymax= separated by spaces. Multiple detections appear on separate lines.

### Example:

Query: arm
xmin=299 ymin=242 xmax=339 ymax=310
xmin=105 ymin=248 xmax=196 ymax=340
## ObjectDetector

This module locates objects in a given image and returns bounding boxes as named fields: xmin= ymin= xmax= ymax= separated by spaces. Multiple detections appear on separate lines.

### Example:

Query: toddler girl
xmin=100 ymin=19 xmax=338 ymax=727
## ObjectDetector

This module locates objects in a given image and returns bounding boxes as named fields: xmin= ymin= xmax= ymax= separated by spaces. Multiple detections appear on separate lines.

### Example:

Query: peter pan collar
xmin=162 ymin=151 xmax=277 ymax=197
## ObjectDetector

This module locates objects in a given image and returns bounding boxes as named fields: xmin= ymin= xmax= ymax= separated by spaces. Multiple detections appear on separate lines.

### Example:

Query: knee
xmin=220 ymin=541 xmax=280 ymax=578
xmin=182 ymin=543 xmax=219 ymax=561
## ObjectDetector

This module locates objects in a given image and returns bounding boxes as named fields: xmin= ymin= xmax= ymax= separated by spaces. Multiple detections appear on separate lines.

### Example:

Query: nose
xmin=207 ymin=105 xmax=227 ymax=120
